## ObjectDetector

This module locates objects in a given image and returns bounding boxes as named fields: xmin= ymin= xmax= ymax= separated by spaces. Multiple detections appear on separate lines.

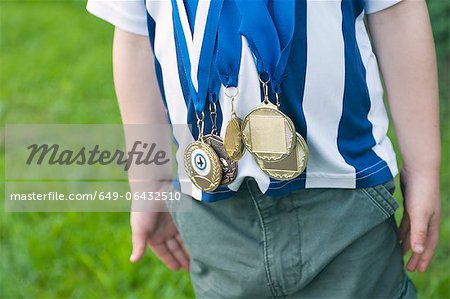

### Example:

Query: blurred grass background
xmin=0 ymin=0 xmax=448 ymax=298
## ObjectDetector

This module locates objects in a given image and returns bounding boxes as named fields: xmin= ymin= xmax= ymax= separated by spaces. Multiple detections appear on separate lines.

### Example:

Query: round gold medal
xmin=204 ymin=134 xmax=238 ymax=185
xmin=242 ymin=101 xmax=296 ymax=162
xmin=224 ymin=116 xmax=245 ymax=161
xmin=184 ymin=141 xmax=222 ymax=192
xmin=257 ymin=133 xmax=309 ymax=180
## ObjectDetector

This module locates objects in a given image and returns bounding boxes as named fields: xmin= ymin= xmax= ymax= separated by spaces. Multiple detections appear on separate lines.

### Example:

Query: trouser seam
xmin=249 ymin=192 xmax=278 ymax=298
xmin=291 ymin=199 xmax=303 ymax=291
xmin=394 ymin=274 xmax=412 ymax=299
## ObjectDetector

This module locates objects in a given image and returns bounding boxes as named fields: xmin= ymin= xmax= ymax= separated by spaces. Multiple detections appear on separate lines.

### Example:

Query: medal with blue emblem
xmin=184 ymin=112 xmax=223 ymax=192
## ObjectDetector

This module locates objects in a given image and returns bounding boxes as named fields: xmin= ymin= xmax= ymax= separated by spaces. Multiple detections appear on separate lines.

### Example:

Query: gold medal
xmin=224 ymin=117 xmax=245 ymax=161
xmin=223 ymin=87 xmax=245 ymax=161
xmin=242 ymin=100 xmax=296 ymax=162
xmin=184 ymin=140 xmax=222 ymax=192
xmin=257 ymin=133 xmax=309 ymax=180
xmin=242 ymin=79 xmax=296 ymax=162
xmin=204 ymin=134 xmax=238 ymax=185
xmin=184 ymin=111 xmax=222 ymax=192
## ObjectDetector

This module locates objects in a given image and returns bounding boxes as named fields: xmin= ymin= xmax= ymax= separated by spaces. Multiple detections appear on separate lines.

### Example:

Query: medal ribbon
xmin=214 ymin=0 xmax=242 ymax=88
xmin=234 ymin=0 xmax=296 ymax=93
xmin=171 ymin=0 xmax=225 ymax=113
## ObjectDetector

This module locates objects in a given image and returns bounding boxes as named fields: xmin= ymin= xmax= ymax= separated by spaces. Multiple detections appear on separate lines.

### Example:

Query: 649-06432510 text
xmin=9 ymin=191 xmax=182 ymax=201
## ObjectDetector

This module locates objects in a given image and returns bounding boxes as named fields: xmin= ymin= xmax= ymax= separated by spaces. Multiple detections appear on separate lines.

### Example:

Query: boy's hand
xmin=399 ymin=169 xmax=440 ymax=272
xmin=130 ymin=211 xmax=190 ymax=271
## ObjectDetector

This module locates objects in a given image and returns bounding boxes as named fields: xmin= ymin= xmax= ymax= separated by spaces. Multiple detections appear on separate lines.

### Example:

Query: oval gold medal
xmin=224 ymin=116 xmax=245 ymax=161
xmin=184 ymin=141 xmax=222 ymax=192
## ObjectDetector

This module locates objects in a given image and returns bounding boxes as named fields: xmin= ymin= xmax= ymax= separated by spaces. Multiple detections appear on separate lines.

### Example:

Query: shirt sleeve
xmin=86 ymin=0 xmax=149 ymax=36
xmin=365 ymin=0 xmax=402 ymax=14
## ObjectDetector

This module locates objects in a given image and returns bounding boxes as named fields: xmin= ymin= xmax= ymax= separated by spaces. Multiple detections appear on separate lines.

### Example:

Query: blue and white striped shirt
xmin=88 ymin=0 xmax=401 ymax=202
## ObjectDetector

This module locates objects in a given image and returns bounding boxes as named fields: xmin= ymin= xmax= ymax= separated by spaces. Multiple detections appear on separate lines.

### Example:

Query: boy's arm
xmin=113 ymin=28 xmax=167 ymax=124
xmin=113 ymin=28 xmax=189 ymax=271
xmin=367 ymin=0 xmax=440 ymax=272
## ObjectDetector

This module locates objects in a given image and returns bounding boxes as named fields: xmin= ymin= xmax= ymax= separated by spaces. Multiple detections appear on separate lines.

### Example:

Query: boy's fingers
xmin=406 ymin=252 xmax=421 ymax=272
xmin=176 ymin=234 xmax=191 ymax=260
xmin=409 ymin=211 xmax=429 ymax=255
xmin=405 ymin=209 xmax=430 ymax=272
xmin=150 ymin=243 xmax=181 ymax=271
xmin=417 ymin=238 xmax=437 ymax=272
xmin=166 ymin=238 xmax=190 ymax=271
xmin=417 ymin=215 xmax=440 ymax=272
xmin=130 ymin=231 xmax=148 ymax=263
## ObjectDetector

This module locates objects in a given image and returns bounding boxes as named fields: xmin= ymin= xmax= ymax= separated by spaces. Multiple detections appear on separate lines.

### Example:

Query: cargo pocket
xmin=361 ymin=180 xmax=400 ymax=219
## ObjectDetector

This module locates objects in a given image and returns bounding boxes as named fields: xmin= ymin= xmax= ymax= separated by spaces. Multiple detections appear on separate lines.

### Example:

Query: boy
xmin=87 ymin=0 xmax=440 ymax=297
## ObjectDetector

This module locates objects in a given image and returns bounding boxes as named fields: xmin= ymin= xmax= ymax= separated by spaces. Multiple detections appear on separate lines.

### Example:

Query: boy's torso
xmin=146 ymin=0 xmax=398 ymax=201
xmin=86 ymin=0 xmax=401 ymax=201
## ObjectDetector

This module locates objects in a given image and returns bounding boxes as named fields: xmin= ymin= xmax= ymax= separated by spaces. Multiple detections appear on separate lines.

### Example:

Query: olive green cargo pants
xmin=170 ymin=179 xmax=417 ymax=298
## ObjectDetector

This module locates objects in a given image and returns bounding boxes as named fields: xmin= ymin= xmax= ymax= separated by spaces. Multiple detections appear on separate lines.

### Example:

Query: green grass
xmin=0 ymin=1 xmax=448 ymax=298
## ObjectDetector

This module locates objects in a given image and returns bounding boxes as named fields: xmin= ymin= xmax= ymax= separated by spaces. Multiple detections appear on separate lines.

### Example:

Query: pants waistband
xmin=240 ymin=177 xmax=264 ymax=198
